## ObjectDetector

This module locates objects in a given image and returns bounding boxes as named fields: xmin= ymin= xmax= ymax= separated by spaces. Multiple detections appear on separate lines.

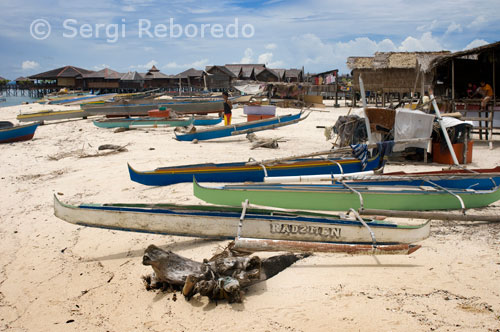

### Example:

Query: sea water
xmin=0 ymin=95 xmax=38 ymax=108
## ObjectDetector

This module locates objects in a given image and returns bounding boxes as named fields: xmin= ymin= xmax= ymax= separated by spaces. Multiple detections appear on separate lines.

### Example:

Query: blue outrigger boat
xmin=0 ymin=122 xmax=39 ymax=144
xmin=128 ymin=153 xmax=382 ymax=186
xmin=174 ymin=111 xmax=307 ymax=141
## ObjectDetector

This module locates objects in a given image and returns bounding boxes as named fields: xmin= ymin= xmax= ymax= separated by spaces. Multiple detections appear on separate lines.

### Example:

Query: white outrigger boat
xmin=53 ymin=195 xmax=429 ymax=254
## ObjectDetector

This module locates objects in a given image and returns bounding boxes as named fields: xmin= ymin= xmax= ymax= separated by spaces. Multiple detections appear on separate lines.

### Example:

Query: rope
xmin=349 ymin=208 xmax=376 ymax=245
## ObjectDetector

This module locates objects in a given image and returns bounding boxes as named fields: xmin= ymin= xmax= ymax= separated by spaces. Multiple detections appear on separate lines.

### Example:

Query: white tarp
xmin=393 ymin=109 xmax=435 ymax=151
xmin=233 ymin=84 xmax=265 ymax=95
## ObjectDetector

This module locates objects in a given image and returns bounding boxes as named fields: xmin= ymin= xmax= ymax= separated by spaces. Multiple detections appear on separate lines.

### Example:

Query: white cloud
xmin=21 ymin=60 xmax=40 ymax=71
xmin=163 ymin=59 xmax=209 ymax=70
xmin=93 ymin=64 xmax=110 ymax=70
xmin=122 ymin=5 xmax=136 ymax=12
xmin=257 ymin=52 xmax=285 ymax=68
xmin=131 ymin=60 xmax=158 ymax=70
xmin=239 ymin=48 xmax=254 ymax=64
xmin=290 ymin=32 xmax=448 ymax=73
xmin=467 ymin=15 xmax=487 ymax=29
xmin=445 ymin=22 xmax=462 ymax=35
xmin=463 ymin=39 xmax=488 ymax=50
xmin=398 ymin=32 xmax=443 ymax=51
xmin=417 ymin=19 xmax=439 ymax=32
xmin=265 ymin=43 xmax=277 ymax=50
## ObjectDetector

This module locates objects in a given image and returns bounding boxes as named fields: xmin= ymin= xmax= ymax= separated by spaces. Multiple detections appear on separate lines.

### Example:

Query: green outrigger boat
xmin=193 ymin=179 xmax=500 ymax=211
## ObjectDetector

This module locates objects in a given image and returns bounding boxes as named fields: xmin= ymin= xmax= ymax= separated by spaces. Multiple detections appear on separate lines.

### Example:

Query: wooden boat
xmin=17 ymin=109 xmax=88 ymax=123
xmin=193 ymin=179 xmax=500 ymax=211
xmin=82 ymin=98 xmax=226 ymax=116
xmin=174 ymin=112 xmax=306 ymax=141
xmin=0 ymin=122 xmax=39 ymax=143
xmin=53 ymin=195 xmax=430 ymax=245
xmin=93 ymin=117 xmax=194 ymax=129
xmin=266 ymin=166 xmax=500 ymax=191
xmin=128 ymin=153 xmax=382 ymax=186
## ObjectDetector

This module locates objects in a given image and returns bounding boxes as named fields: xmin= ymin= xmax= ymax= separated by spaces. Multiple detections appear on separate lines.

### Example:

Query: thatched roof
xmin=29 ymin=66 xmax=93 ymax=79
xmin=0 ymin=76 xmax=7 ymax=81
xmin=120 ymin=71 xmax=144 ymax=81
xmin=82 ymin=68 xmax=123 ymax=79
xmin=347 ymin=52 xmax=450 ymax=71
xmin=346 ymin=57 xmax=373 ymax=70
xmin=428 ymin=40 xmax=500 ymax=70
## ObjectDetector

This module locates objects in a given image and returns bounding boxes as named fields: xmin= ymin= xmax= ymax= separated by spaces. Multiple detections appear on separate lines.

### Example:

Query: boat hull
xmin=0 ymin=122 xmax=39 ymax=143
xmin=82 ymin=99 xmax=224 ymax=116
xmin=128 ymin=154 xmax=382 ymax=186
xmin=193 ymin=181 xmax=500 ymax=211
xmin=17 ymin=110 xmax=88 ymax=122
xmin=53 ymin=195 xmax=430 ymax=244
xmin=174 ymin=112 xmax=302 ymax=141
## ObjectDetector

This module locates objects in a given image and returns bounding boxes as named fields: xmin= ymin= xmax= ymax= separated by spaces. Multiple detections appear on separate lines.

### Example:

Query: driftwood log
xmin=142 ymin=244 xmax=308 ymax=303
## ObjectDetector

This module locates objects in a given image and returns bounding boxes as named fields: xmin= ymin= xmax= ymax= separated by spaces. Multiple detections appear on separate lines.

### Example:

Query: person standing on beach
xmin=223 ymin=91 xmax=233 ymax=125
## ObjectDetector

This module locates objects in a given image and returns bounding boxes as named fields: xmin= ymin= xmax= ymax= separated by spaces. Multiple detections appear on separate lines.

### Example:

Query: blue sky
xmin=0 ymin=0 xmax=499 ymax=80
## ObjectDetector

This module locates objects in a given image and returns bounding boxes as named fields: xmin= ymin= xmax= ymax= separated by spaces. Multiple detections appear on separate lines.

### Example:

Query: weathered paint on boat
xmin=0 ymin=122 xmax=39 ymax=143
xmin=174 ymin=112 xmax=303 ymax=141
xmin=193 ymin=180 xmax=500 ymax=211
xmin=17 ymin=109 xmax=88 ymax=122
xmin=53 ymin=195 xmax=430 ymax=244
xmin=128 ymin=153 xmax=382 ymax=186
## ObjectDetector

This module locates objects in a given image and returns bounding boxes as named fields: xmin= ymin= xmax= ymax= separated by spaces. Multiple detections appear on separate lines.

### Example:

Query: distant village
xmin=0 ymin=40 xmax=498 ymax=108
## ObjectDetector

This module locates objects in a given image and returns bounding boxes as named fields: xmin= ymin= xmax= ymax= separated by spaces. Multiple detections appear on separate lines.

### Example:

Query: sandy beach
xmin=1 ymin=101 xmax=499 ymax=332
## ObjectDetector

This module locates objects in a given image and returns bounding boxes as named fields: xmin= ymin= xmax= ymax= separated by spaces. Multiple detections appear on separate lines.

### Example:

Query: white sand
xmin=0 ymin=101 xmax=499 ymax=331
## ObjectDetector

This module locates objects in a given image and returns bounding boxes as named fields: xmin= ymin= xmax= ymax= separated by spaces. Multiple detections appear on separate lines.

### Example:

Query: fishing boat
xmin=82 ymin=98 xmax=226 ymax=116
xmin=17 ymin=109 xmax=88 ymax=123
xmin=193 ymin=179 xmax=500 ymax=211
xmin=265 ymin=166 xmax=500 ymax=190
xmin=128 ymin=153 xmax=382 ymax=186
xmin=53 ymin=195 xmax=430 ymax=245
xmin=174 ymin=111 xmax=307 ymax=141
xmin=0 ymin=122 xmax=39 ymax=143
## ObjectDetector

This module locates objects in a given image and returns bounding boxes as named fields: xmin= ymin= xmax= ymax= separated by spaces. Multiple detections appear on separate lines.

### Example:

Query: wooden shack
xmin=347 ymin=52 xmax=449 ymax=106
xmin=426 ymin=41 xmax=500 ymax=147
xmin=205 ymin=65 xmax=236 ymax=89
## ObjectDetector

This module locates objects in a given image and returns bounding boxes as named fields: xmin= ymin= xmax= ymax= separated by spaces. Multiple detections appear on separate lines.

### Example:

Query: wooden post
xmin=451 ymin=59 xmax=455 ymax=101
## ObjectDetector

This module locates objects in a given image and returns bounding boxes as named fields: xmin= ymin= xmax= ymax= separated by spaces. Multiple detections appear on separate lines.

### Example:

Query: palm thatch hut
xmin=347 ymin=52 xmax=450 ymax=106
